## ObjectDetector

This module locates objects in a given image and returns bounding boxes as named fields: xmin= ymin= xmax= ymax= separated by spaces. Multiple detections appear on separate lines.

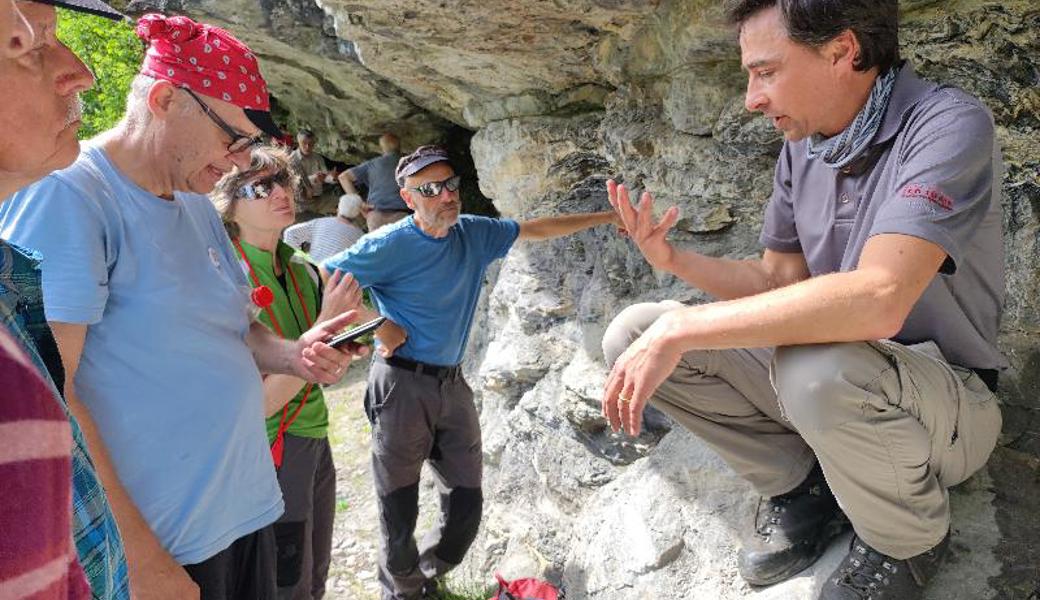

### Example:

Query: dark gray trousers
xmin=274 ymin=434 xmax=336 ymax=600
xmin=366 ymin=357 xmax=483 ymax=600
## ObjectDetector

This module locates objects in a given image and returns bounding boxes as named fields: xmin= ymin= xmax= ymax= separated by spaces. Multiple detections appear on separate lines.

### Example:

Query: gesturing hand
xmin=606 ymin=179 xmax=680 ymax=271
xmin=295 ymin=311 xmax=368 ymax=384
xmin=317 ymin=268 xmax=362 ymax=323
xmin=601 ymin=315 xmax=682 ymax=436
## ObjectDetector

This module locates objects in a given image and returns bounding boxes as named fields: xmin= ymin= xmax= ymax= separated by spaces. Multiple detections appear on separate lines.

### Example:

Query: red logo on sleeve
xmin=901 ymin=183 xmax=953 ymax=211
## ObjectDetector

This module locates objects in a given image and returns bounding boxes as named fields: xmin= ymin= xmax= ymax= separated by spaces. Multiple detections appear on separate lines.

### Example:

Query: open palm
xmin=606 ymin=179 xmax=680 ymax=271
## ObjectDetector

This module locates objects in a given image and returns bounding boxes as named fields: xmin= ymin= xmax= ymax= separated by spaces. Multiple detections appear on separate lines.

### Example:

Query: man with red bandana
xmin=0 ymin=13 xmax=365 ymax=600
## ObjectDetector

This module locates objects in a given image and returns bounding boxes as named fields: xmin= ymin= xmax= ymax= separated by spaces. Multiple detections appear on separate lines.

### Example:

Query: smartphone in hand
xmin=327 ymin=316 xmax=386 ymax=349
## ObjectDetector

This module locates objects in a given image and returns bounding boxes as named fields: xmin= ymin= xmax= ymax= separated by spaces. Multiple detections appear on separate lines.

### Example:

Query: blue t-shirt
xmin=0 ymin=145 xmax=283 ymax=565
xmin=324 ymin=214 xmax=519 ymax=366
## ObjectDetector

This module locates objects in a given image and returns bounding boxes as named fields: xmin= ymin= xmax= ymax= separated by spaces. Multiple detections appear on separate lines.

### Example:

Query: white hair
xmin=123 ymin=74 xmax=195 ymax=130
xmin=338 ymin=194 xmax=362 ymax=218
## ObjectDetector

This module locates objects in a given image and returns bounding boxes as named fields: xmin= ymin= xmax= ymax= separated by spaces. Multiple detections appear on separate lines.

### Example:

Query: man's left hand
xmin=294 ymin=311 xmax=368 ymax=384
xmin=602 ymin=314 xmax=683 ymax=436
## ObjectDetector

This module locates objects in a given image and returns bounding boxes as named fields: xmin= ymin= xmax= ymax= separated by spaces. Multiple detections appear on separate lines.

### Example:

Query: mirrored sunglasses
xmin=237 ymin=172 xmax=292 ymax=200
xmin=409 ymin=175 xmax=462 ymax=198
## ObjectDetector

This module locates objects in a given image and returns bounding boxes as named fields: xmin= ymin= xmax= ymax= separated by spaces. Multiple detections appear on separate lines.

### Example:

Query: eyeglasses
xmin=407 ymin=175 xmax=462 ymax=198
xmin=182 ymin=87 xmax=264 ymax=155
xmin=237 ymin=172 xmax=292 ymax=200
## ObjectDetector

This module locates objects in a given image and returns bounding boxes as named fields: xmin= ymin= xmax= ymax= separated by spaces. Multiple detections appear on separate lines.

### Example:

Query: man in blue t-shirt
xmin=324 ymin=145 xmax=620 ymax=600
xmin=0 ymin=14 xmax=363 ymax=600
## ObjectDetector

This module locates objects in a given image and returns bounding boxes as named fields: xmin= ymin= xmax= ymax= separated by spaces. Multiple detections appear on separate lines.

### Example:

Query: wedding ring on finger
xmin=618 ymin=394 xmax=630 ymax=404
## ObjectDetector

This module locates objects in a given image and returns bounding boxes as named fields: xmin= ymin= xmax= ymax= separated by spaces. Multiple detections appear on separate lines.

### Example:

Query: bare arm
xmin=654 ymin=235 xmax=943 ymax=350
xmin=517 ymin=210 xmax=621 ymax=241
xmin=603 ymin=233 xmax=948 ymax=434
xmin=337 ymin=171 xmax=359 ymax=196
xmin=608 ymin=180 xmax=810 ymax=300
xmin=50 ymin=322 xmax=200 ymax=600
xmin=663 ymin=248 xmax=810 ymax=300
xmin=261 ymin=375 xmax=307 ymax=418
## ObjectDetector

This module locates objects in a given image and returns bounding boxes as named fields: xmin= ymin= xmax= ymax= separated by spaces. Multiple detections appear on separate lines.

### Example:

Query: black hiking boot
xmin=820 ymin=531 xmax=950 ymax=600
xmin=738 ymin=462 xmax=848 ymax=586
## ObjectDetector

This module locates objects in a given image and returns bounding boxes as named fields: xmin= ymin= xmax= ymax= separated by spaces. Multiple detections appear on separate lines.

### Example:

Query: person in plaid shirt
xmin=0 ymin=1 xmax=130 ymax=599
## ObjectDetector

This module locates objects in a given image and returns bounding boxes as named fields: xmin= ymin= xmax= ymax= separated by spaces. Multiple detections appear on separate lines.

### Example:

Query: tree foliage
xmin=56 ymin=9 xmax=143 ymax=139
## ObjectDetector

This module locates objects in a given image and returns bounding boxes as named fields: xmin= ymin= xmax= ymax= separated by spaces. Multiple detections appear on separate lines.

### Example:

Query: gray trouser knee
xmin=772 ymin=340 xmax=1001 ymax=558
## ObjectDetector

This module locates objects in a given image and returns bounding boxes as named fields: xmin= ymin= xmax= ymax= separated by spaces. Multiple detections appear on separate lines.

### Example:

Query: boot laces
xmin=835 ymin=539 xmax=900 ymax=598
xmin=754 ymin=482 xmax=822 ymax=539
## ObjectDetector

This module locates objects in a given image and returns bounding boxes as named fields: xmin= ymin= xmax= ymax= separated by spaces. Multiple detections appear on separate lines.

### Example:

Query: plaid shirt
xmin=0 ymin=240 xmax=129 ymax=600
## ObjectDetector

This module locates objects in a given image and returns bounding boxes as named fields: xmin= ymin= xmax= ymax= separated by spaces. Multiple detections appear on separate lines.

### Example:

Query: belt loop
xmin=415 ymin=363 xmax=425 ymax=377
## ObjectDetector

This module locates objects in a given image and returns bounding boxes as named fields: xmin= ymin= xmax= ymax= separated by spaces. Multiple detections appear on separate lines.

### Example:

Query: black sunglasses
xmin=182 ymin=87 xmax=264 ymax=155
xmin=237 ymin=172 xmax=293 ymax=200
xmin=407 ymin=175 xmax=462 ymax=198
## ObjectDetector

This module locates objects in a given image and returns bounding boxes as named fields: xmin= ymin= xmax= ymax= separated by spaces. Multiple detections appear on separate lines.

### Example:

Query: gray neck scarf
xmin=806 ymin=67 xmax=899 ymax=169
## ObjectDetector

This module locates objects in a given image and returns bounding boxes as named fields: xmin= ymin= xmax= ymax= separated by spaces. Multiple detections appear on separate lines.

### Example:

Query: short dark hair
xmin=297 ymin=128 xmax=315 ymax=139
xmin=726 ymin=0 xmax=900 ymax=73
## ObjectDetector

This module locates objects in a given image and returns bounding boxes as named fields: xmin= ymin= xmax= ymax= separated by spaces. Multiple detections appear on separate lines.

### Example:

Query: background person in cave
xmin=283 ymin=192 xmax=366 ymax=264
xmin=601 ymin=1 xmax=1004 ymax=599
xmin=291 ymin=128 xmax=340 ymax=217
xmin=324 ymin=145 xmax=622 ymax=600
xmin=339 ymin=132 xmax=410 ymax=232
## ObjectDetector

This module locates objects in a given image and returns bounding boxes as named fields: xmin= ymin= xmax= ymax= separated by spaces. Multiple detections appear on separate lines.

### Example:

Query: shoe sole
xmin=742 ymin=514 xmax=852 ymax=587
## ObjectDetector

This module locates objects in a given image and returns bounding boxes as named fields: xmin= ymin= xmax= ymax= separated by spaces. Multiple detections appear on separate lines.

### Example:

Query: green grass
xmin=425 ymin=576 xmax=498 ymax=600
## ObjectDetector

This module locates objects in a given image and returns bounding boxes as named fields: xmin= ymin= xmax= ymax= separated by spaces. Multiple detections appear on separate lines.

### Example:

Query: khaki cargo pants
xmin=602 ymin=301 xmax=1002 ymax=559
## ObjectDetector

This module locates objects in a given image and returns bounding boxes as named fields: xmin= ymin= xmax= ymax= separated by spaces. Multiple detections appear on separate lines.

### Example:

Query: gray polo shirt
xmin=348 ymin=152 xmax=407 ymax=212
xmin=760 ymin=63 xmax=1006 ymax=370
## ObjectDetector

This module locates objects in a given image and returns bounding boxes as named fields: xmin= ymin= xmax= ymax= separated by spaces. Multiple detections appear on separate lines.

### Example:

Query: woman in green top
xmin=211 ymin=146 xmax=364 ymax=599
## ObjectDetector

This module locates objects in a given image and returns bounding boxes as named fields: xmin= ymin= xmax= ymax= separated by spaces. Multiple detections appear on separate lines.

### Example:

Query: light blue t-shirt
xmin=0 ymin=145 xmax=283 ymax=565
xmin=324 ymin=214 xmax=519 ymax=366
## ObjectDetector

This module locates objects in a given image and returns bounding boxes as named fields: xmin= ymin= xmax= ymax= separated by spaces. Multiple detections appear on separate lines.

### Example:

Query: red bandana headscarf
xmin=135 ymin=13 xmax=270 ymax=112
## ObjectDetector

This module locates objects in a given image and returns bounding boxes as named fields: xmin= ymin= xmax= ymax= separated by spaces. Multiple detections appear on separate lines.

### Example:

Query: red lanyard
xmin=234 ymin=238 xmax=317 ymax=467
xmin=233 ymin=239 xmax=314 ymax=334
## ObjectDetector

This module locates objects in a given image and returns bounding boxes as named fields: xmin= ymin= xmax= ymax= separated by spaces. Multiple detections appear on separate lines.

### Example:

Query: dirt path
xmin=319 ymin=357 xmax=487 ymax=600
xmin=321 ymin=357 xmax=384 ymax=599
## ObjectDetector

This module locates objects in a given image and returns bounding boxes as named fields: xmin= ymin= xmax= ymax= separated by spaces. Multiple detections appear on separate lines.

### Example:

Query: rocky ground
xmin=317 ymin=356 xmax=1040 ymax=600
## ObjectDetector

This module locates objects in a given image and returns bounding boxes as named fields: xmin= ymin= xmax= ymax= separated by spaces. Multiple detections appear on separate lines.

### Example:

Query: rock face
xmin=151 ymin=0 xmax=1039 ymax=597
xmin=127 ymin=0 xmax=452 ymax=161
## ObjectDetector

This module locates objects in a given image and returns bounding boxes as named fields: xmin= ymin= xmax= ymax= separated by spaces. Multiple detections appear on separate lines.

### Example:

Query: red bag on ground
xmin=489 ymin=573 xmax=561 ymax=600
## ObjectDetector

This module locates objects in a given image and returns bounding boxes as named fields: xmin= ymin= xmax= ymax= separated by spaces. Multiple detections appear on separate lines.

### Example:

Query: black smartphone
xmin=327 ymin=316 xmax=386 ymax=349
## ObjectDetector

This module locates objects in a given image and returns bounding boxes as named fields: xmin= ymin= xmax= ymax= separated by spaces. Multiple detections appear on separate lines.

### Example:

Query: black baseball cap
xmin=32 ymin=0 xmax=126 ymax=21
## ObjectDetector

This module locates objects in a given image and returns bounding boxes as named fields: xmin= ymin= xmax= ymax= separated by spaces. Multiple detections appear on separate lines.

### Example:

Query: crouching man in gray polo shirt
xmin=601 ymin=2 xmax=1004 ymax=599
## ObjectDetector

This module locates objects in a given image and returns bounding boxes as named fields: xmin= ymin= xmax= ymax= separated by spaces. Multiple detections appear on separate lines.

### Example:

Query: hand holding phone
xmin=327 ymin=316 xmax=386 ymax=349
